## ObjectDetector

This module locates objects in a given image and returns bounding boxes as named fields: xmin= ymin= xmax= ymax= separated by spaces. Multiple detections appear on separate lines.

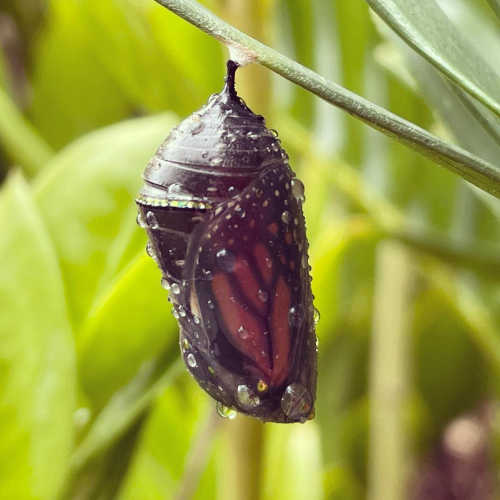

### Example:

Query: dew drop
xmin=187 ymin=353 xmax=197 ymax=368
xmin=313 ymin=308 xmax=320 ymax=325
xmin=228 ymin=186 xmax=240 ymax=197
xmin=160 ymin=278 xmax=171 ymax=290
xmin=237 ymin=326 xmax=249 ymax=339
xmin=146 ymin=211 xmax=158 ymax=229
xmin=192 ymin=122 xmax=205 ymax=135
xmin=265 ymin=257 xmax=272 ymax=269
xmin=270 ymin=129 xmax=279 ymax=137
xmin=193 ymin=315 xmax=200 ymax=325
xmin=146 ymin=242 xmax=156 ymax=259
xmin=281 ymin=383 xmax=312 ymax=421
xmin=235 ymin=206 xmax=246 ymax=218
xmin=172 ymin=309 xmax=179 ymax=319
xmin=216 ymin=402 xmax=238 ymax=419
xmin=301 ymin=255 xmax=307 ymax=269
xmin=236 ymin=385 xmax=260 ymax=410
xmin=209 ymin=156 xmax=223 ymax=167
xmin=281 ymin=211 xmax=291 ymax=224
xmin=136 ymin=212 xmax=146 ymax=228
xmin=257 ymin=290 xmax=268 ymax=303
xmin=288 ymin=304 xmax=305 ymax=327
xmin=168 ymin=183 xmax=191 ymax=197
xmin=171 ymin=283 xmax=181 ymax=295
xmin=216 ymin=248 xmax=236 ymax=272
xmin=204 ymin=269 xmax=214 ymax=281
xmin=291 ymin=178 xmax=306 ymax=205
xmin=178 ymin=306 xmax=187 ymax=318
xmin=208 ymin=300 xmax=215 ymax=309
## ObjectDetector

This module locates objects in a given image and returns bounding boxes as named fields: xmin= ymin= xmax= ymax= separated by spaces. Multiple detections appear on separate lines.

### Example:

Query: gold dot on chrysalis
xmin=257 ymin=380 xmax=268 ymax=393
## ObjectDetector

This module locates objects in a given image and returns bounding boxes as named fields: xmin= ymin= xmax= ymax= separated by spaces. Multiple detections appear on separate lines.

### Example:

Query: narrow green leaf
xmin=153 ymin=0 xmax=500 ymax=199
xmin=364 ymin=0 xmax=500 ymax=117
xmin=69 ymin=355 xmax=182 ymax=476
xmin=0 ymin=172 xmax=75 ymax=500
xmin=33 ymin=113 xmax=178 ymax=325
xmin=0 ymin=86 xmax=53 ymax=175
xmin=120 ymin=389 xmax=217 ymax=500
xmin=486 ymin=0 xmax=500 ymax=22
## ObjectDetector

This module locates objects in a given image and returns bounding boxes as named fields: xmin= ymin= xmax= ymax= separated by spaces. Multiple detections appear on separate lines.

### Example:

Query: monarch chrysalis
xmin=136 ymin=61 xmax=317 ymax=423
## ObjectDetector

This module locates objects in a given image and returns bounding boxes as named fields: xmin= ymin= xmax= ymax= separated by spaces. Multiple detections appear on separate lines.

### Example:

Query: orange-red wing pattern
xmin=187 ymin=162 xmax=317 ymax=421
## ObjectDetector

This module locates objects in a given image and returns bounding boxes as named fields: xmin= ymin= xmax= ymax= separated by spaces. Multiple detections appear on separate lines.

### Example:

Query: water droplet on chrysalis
xmin=192 ymin=122 xmax=205 ymax=135
xmin=146 ymin=211 xmax=159 ymax=229
xmin=236 ymin=385 xmax=260 ymax=409
xmin=281 ymin=211 xmax=291 ymax=224
xmin=291 ymin=178 xmax=305 ymax=205
xmin=187 ymin=353 xmax=197 ymax=368
xmin=237 ymin=326 xmax=249 ymax=339
xmin=288 ymin=305 xmax=305 ymax=327
xmin=136 ymin=212 xmax=146 ymax=228
xmin=216 ymin=402 xmax=238 ymax=419
xmin=216 ymin=248 xmax=236 ymax=272
xmin=313 ymin=308 xmax=320 ymax=325
xmin=281 ymin=383 xmax=312 ymax=421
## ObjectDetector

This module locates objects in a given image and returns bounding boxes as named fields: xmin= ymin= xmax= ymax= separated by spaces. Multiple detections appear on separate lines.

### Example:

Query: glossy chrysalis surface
xmin=136 ymin=61 xmax=317 ymax=423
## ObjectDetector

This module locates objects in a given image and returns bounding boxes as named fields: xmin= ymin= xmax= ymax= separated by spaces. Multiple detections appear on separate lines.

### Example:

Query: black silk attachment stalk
xmin=136 ymin=61 xmax=318 ymax=423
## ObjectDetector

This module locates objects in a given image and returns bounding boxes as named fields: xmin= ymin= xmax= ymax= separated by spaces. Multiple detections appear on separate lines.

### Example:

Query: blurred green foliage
xmin=1 ymin=0 xmax=500 ymax=499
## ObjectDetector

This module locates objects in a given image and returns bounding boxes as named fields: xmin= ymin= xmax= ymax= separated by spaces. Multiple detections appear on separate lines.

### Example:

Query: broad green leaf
xmin=30 ymin=0 xmax=131 ymax=148
xmin=71 ymin=0 xmax=223 ymax=117
xmin=0 ymin=172 xmax=75 ymax=500
xmin=79 ymin=252 xmax=177 ymax=409
xmin=0 ymin=86 xmax=53 ymax=175
xmin=364 ymin=0 xmax=500 ymax=117
xmin=34 ymin=113 xmax=178 ymax=326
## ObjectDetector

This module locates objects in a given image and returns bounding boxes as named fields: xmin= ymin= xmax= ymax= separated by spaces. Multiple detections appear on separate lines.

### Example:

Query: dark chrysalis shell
xmin=136 ymin=61 xmax=317 ymax=423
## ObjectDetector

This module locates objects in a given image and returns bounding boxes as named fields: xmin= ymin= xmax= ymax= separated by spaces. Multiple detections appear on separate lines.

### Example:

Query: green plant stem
xmin=218 ymin=417 xmax=264 ymax=500
xmin=153 ymin=0 xmax=500 ymax=198
xmin=368 ymin=241 xmax=413 ymax=500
